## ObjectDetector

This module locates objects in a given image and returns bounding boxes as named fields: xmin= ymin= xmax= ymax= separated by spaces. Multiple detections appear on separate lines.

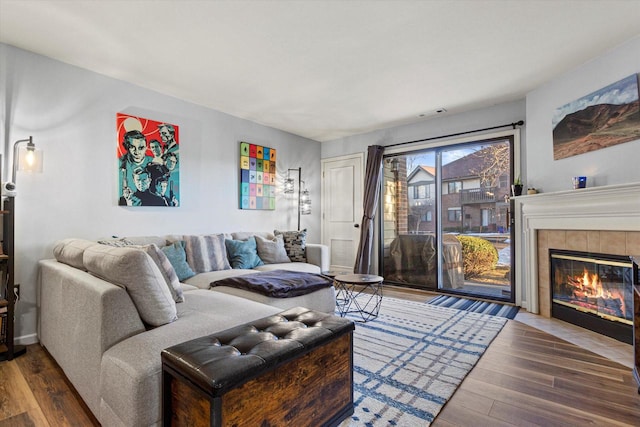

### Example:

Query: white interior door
xmin=322 ymin=154 xmax=364 ymax=272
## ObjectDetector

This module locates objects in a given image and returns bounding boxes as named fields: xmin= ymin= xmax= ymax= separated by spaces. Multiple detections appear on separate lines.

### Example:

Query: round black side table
xmin=333 ymin=274 xmax=383 ymax=322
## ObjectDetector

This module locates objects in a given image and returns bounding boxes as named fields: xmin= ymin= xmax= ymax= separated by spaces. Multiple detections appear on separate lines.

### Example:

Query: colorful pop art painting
xmin=117 ymin=113 xmax=180 ymax=206
xmin=240 ymin=142 xmax=276 ymax=210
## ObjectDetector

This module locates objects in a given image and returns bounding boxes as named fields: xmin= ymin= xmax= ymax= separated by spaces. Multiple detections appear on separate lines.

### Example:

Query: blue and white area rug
xmin=343 ymin=297 xmax=507 ymax=426
xmin=427 ymin=295 xmax=520 ymax=319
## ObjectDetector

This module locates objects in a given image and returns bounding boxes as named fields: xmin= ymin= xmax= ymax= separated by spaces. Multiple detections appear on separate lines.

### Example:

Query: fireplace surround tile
xmin=600 ymin=231 xmax=627 ymax=254
xmin=537 ymin=229 xmax=548 ymax=250
xmin=627 ymin=232 xmax=640 ymax=255
xmin=566 ymin=230 xmax=587 ymax=251
xmin=537 ymin=231 xmax=551 ymax=316
xmin=547 ymin=230 xmax=566 ymax=249
xmin=587 ymin=231 xmax=600 ymax=252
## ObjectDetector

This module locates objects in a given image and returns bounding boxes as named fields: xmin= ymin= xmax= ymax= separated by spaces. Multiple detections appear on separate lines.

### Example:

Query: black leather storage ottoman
xmin=161 ymin=307 xmax=355 ymax=427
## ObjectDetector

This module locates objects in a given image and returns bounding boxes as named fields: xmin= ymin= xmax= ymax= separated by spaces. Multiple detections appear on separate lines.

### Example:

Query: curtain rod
xmin=385 ymin=120 xmax=524 ymax=149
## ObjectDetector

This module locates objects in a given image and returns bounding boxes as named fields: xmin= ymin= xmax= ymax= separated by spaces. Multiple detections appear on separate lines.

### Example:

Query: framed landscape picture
xmin=552 ymin=74 xmax=640 ymax=160
xmin=240 ymin=142 xmax=276 ymax=210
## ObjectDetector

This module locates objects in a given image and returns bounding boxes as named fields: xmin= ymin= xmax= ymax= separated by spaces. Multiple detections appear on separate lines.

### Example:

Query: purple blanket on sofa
xmin=210 ymin=270 xmax=333 ymax=298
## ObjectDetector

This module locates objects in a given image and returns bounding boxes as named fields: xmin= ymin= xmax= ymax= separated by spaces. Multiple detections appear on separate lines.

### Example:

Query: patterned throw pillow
xmin=183 ymin=234 xmax=232 ymax=273
xmin=97 ymin=237 xmax=135 ymax=247
xmin=255 ymin=234 xmax=291 ymax=264
xmin=225 ymin=237 xmax=264 ymax=269
xmin=274 ymin=229 xmax=307 ymax=262
xmin=161 ymin=241 xmax=196 ymax=281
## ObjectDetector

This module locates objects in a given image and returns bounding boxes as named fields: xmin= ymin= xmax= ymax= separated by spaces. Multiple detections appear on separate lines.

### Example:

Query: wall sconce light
xmin=3 ymin=136 xmax=43 ymax=196
xmin=285 ymin=167 xmax=311 ymax=230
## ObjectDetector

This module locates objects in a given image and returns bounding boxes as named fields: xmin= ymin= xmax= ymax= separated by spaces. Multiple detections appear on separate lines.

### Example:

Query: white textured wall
xmin=525 ymin=36 xmax=640 ymax=192
xmin=321 ymin=100 xmax=526 ymax=160
xmin=1 ymin=44 xmax=322 ymax=342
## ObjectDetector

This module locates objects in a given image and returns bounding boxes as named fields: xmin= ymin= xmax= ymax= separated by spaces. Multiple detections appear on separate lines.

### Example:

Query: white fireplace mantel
xmin=513 ymin=182 xmax=640 ymax=313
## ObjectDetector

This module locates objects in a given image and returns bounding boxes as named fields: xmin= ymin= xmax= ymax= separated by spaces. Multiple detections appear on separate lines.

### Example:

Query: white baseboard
xmin=15 ymin=333 xmax=39 ymax=346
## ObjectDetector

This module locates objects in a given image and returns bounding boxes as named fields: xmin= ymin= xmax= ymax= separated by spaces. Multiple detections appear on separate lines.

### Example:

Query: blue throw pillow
xmin=161 ymin=241 xmax=196 ymax=281
xmin=225 ymin=237 xmax=264 ymax=269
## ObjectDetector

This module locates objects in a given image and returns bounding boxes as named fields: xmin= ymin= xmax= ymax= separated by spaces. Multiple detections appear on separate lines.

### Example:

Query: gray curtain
xmin=354 ymin=145 xmax=385 ymax=274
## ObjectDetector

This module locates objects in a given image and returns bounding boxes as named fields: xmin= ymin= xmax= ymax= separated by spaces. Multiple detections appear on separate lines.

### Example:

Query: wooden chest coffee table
xmin=161 ymin=307 xmax=355 ymax=426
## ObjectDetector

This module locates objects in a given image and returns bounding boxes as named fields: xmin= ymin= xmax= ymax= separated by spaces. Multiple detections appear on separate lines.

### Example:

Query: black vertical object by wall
xmin=0 ymin=196 xmax=26 ymax=361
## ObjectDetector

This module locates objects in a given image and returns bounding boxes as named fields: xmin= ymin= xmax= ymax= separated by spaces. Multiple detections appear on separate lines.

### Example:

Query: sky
xmin=404 ymin=147 xmax=477 ymax=173
xmin=552 ymin=74 xmax=639 ymax=128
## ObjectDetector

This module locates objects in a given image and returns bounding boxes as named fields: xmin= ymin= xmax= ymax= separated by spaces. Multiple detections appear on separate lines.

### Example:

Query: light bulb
xmin=26 ymin=149 xmax=35 ymax=166
xmin=300 ymin=189 xmax=311 ymax=215
xmin=284 ymin=178 xmax=295 ymax=194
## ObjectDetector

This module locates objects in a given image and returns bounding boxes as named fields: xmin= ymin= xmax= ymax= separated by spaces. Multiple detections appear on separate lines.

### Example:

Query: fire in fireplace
xmin=550 ymin=249 xmax=633 ymax=344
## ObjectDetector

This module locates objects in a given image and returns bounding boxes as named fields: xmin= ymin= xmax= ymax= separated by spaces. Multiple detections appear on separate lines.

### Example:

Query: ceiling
xmin=1 ymin=1 xmax=639 ymax=142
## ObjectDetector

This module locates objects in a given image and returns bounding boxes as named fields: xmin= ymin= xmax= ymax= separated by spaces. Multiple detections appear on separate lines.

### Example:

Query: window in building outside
xmin=418 ymin=185 xmax=425 ymax=199
xmin=448 ymin=181 xmax=462 ymax=193
xmin=448 ymin=207 xmax=461 ymax=222
xmin=481 ymin=208 xmax=492 ymax=226
xmin=414 ymin=184 xmax=429 ymax=199
xmin=499 ymin=174 xmax=508 ymax=189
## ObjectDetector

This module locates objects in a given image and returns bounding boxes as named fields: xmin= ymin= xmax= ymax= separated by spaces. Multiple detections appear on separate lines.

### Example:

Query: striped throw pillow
xmin=142 ymin=244 xmax=185 ymax=303
xmin=183 ymin=234 xmax=232 ymax=273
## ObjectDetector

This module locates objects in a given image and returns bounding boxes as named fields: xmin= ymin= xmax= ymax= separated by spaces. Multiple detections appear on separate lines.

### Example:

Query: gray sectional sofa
xmin=38 ymin=232 xmax=334 ymax=427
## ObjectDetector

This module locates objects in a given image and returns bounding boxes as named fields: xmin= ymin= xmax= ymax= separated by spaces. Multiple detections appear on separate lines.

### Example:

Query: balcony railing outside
xmin=460 ymin=187 xmax=498 ymax=204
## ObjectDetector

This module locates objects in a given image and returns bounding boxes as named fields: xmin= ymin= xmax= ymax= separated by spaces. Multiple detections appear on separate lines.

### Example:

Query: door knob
xmin=354 ymin=224 xmax=359 ymax=228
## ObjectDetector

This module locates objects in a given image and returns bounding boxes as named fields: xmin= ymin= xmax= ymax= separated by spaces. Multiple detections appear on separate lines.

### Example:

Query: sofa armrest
xmin=38 ymin=259 xmax=146 ymax=417
xmin=305 ymin=243 xmax=330 ymax=272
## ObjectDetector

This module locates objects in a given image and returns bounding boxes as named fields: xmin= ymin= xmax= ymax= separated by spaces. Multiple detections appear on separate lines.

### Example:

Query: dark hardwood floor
xmin=0 ymin=343 xmax=99 ymax=427
xmin=1 ymin=291 xmax=639 ymax=426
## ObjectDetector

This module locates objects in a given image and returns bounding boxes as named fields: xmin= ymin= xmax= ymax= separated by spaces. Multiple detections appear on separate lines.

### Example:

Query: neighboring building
xmin=404 ymin=147 xmax=511 ymax=234
xmin=407 ymin=166 xmax=436 ymax=233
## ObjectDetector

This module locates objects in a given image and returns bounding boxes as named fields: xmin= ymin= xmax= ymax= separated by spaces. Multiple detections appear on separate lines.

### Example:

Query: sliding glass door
xmin=381 ymin=136 xmax=514 ymax=302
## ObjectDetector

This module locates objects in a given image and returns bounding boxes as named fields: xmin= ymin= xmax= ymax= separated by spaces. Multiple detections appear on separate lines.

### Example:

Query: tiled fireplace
xmin=547 ymin=247 xmax=634 ymax=343
xmin=514 ymin=183 xmax=640 ymax=334
xmin=537 ymin=230 xmax=639 ymax=320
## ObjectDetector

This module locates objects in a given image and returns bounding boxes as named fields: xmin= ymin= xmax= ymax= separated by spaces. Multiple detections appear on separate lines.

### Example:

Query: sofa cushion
xmin=231 ymin=231 xmax=274 ymax=241
xmin=142 ymin=244 xmax=185 ymax=303
xmin=225 ymin=237 xmax=264 ymax=269
xmin=255 ymin=234 xmax=291 ymax=264
xmin=274 ymin=229 xmax=307 ymax=262
xmin=53 ymin=238 xmax=96 ymax=270
xmin=99 ymin=290 xmax=282 ymax=427
xmin=254 ymin=262 xmax=321 ymax=274
xmin=82 ymin=245 xmax=177 ymax=326
xmin=183 ymin=269 xmax=257 ymax=289
xmin=161 ymin=241 xmax=195 ymax=281
xmin=183 ymin=234 xmax=232 ymax=273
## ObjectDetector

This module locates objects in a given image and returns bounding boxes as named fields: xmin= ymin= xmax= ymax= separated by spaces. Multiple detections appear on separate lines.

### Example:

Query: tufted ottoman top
xmin=161 ymin=306 xmax=355 ymax=396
